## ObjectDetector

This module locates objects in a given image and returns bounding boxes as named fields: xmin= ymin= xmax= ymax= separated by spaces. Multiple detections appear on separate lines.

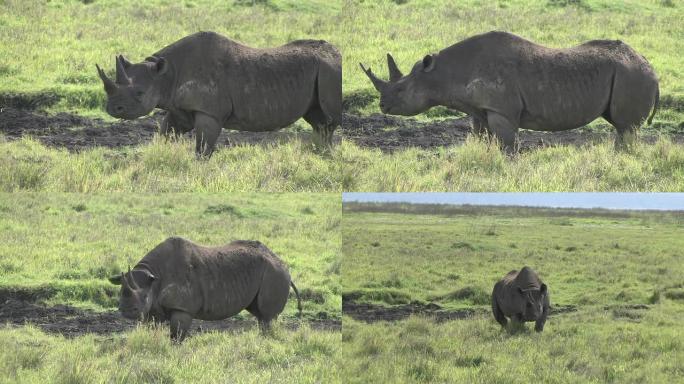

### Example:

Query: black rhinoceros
xmin=492 ymin=266 xmax=550 ymax=332
xmin=109 ymin=237 xmax=302 ymax=341
xmin=361 ymin=31 xmax=659 ymax=151
xmin=97 ymin=31 xmax=341 ymax=156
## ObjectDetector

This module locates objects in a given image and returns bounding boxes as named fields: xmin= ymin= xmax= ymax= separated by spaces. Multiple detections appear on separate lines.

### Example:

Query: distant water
xmin=342 ymin=193 xmax=684 ymax=211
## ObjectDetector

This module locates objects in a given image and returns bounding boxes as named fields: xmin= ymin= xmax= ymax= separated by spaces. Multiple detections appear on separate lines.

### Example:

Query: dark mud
xmin=342 ymin=113 xmax=684 ymax=152
xmin=0 ymin=107 xmax=321 ymax=152
xmin=343 ymin=297 xmax=578 ymax=323
xmin=0 ymin=299 xmax=340 ymax=338
xmin=343 ymin=300 xmax=485 ymax=322
xmin=2 ymin=107 xmax=682 ymax=152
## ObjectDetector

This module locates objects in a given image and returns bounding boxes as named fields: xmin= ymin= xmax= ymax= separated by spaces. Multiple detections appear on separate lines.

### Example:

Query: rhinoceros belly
xmin=224 ymin=63 xmax=318 ymax=132
xmin=518 ymin=60 xmax=613 ymax=132
xmin=192 ymin=256 xmax=263 ymax=321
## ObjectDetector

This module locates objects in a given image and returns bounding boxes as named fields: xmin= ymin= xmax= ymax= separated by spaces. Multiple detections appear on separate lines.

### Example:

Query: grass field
xmin=1 ymin=325 xmax=341 ymax=383
xmin=341 ymin=203 xmax=684 ymax=383
xmin=0 ymin=193 xmax=341 ymax=383
xmin=1 ymin=0 xmax=684 ymax=191
xmin=4 ymin=135 xmax=684 ymax=192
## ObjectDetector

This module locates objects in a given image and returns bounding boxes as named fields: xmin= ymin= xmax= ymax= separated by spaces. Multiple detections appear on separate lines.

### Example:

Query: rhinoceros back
xmin=152 ymin=31 xmax=332 ymax=132
xmin=140 ymin=237 xmax=271 ymax=321
xmin=512 ymin=266 xmax=542 ymax=290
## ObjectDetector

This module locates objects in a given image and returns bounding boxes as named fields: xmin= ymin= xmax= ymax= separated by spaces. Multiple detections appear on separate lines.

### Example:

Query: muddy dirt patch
xmin=343 ymin=298 xmax=485 ymax=323
xmin=343 ymin=297 xmax=577 ymax=323
xmin=0 ymin=107 xmax=322 ymax=152
xmin=0 ymin=299 xmax=340 ymax=337
xmin=342 ymin=114 xmax=684 ymax=152
xmin=2 ymin=107 xmax=681 ymax=152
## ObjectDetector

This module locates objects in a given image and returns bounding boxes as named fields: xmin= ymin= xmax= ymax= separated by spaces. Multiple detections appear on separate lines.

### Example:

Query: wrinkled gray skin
xmin=492 ymin=266 xmax=550 ymax=332
xmin=96 ymin=31 xmax=341 ymax=157
xmin=360 ymin=31 xmax=659 ymax=152
xmin=109 ymin=237 xmax=302 ymax=341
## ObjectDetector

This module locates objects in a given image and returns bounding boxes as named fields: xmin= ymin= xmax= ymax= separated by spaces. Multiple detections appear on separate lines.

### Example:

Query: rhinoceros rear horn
xmin=96 ymin=64 xmax=117 ymax=95
xmin=118 ymin=55 xmax=133 ymax=69
xmin=115 ymin=55 xmax=132 ymax=85
xmin=386 ymin=53 xmax=403 ymax=82
xmin=359 ymin=63 xmax=386 ymax=91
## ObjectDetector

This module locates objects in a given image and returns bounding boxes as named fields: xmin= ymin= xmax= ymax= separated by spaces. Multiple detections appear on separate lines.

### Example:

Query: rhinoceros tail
xmin=647 ymin=86 xmax=659 ymax=125
xmin=290 ymin=280 xmax=303 ymax=317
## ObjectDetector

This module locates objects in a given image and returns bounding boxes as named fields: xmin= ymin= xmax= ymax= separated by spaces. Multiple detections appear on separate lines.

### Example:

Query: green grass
xmin=1 ymin=324 xmax=341 ymax=383
xmin=0 ymin=192 xmax=342 ymax=382
xmin=344 ymin=0 xmax=684 ymax=124
xmin=1 ymin=0 xmax=684 ymax=191
xmin=0 ymin=193 xmax=341 ymax=317
xmin=341 ymin=205 xmax=684 ymax=382
xmin=341 ymin=311 xmax=683 ymax=384
xmin=342 ymin=205 xmax=684 ymax=308
xmin=0 ymin=0 xmax=341 ymax=116
xmin=3 ymin=135 xmax=684 ymax=191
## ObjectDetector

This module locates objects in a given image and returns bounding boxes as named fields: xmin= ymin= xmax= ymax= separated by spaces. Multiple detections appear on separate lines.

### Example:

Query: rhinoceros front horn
xmin=359 ymin=63 xmax=387 ymax=91
xmin=95 ymin=64 xmax=117 ymax=95
xmin=386 ymin=53 xmax=403 ymax=82
xmin=115 ymin=55 xmax=132 ymax=85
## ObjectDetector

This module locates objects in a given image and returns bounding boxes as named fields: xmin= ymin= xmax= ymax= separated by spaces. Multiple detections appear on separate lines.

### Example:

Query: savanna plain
xmin=1 ymin=0 xmax=684 ymax=191
xmin=0 ymin=193 xmax=342 ymax=383
xmin=341 ymin=203 xmax=684 ymax=383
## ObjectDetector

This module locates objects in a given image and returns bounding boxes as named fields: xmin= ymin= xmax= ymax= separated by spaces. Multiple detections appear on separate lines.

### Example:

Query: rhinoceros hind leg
xmin=486 ymin=111 xmax=518 ymax=153
xmin=169 ymin=310 xmax=193 ymax=342
xmin=304 ymin=107 xmax=335 ymax=151
xmin=194 ymin=112 xmax=222 ymax=158
xmin=614 ymin=123 xmax=638 ymax=151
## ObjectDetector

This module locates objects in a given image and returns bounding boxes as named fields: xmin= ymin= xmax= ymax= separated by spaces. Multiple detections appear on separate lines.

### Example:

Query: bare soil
xmin=2 ymin=107 xmax=681 ymax=152
xmin=343 ymin=296 xmax=579 ymax=323
xmin=342 ymin=113 xmax=684 ymax=152
xmin=0 ymin=296 xmax=340 ymax=338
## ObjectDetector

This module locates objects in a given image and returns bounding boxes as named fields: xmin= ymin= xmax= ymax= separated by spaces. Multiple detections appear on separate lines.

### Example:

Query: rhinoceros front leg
xmin=471 ymin=115 xmax=490 ymax=138
xmin=492 ymin=297 xmax=508 ymax=327
xmin=169 ymin=310 xmax=193 ymax=342
xmin=194 ymin=112 xmax=221 ymax=158
xmin=486 ymin=111 xmax=518 ymax=153
xmin=160 ymin=114 xmax=182 ymax=140
xmin=535 ymin=293 xmax=550 ymax=332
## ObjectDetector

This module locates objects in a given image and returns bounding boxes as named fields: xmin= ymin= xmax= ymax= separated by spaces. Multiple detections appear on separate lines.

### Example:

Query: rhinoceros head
xmin=96 ymin=55 xmax=168 ymax=120
xmin=360 ymin=53 xmax=437 ymax=116
xmin=109 ymin=266 xmax=157 ymax=320
xmin=518 ymin=284 xmax=547 ymax=321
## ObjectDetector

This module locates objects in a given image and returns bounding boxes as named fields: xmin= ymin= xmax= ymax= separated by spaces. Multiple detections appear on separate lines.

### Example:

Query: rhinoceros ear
xmin=130 ymin=269 xmax=157 ymax=287
xmin=422 ymin=54 xmax=435 ymax=73
xmin=154 ymin=57 xmax=168 ymax=76
xmin=108 ymin=274 xmax=123 ymax=285
xmin=540 ymin=284 xmax=547 ymax=295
